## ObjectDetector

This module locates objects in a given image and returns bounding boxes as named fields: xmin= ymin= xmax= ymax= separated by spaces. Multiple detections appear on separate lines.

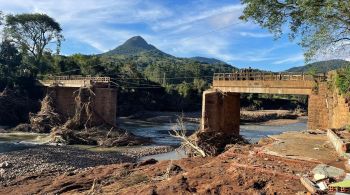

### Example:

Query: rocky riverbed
xmin=0 ymin=144 xmax=175 ymax=186
xmin=0 ymin=145 xmax=134 ymax=186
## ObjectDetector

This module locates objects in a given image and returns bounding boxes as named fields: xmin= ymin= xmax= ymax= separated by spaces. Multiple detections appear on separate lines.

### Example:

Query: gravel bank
xmin=0 ymin=145 xmax=135 ymax=186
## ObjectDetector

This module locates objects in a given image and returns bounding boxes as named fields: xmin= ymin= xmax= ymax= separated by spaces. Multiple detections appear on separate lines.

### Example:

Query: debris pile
xmin=171 ymin=116 xmax=248 ymax=157
xmin=29 ymin=92 xmax=61 ymax=133
xmin=301 ymin=164 xmax=349 ymax=193
xmin=187 ymin=131 xmax=249 ymax=156
xmin=13 ymin=86 xmax=149 ymax=146
xmin=63 ymin=87 xmax=95 ymax=130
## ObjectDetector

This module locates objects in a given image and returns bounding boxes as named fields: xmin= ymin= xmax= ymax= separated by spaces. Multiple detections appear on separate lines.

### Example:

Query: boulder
xmin=0 ymin=161 xmax=12 ymax=168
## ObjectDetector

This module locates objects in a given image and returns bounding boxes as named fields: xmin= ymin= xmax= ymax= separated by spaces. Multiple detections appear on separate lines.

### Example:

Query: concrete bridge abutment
xmin=201 ymin=91 xmax=240 ymax=135
xmin=46 ymin=86 xmax=117 ymax=126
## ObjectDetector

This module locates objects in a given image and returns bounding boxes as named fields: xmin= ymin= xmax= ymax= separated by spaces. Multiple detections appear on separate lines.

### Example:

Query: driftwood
xmin=63 ymin=87 xmax=95 ymax=130
xmin=300 ymin=177 xmax=320 ymax=194
xmin=29 ymin=91 xmax=61 ymax=133
xmin=171 ymin=115 xmax=249 ymax=157
xmin=171 ymin=116 xmax=207 ymax=157
xmin=4 ymin=86 xmax=148 ymax=147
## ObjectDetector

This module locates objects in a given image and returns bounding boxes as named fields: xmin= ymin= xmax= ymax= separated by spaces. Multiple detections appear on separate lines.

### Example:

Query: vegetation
xmin=0 ymin=12 xmax=237 ymax=115
xmin=4 ymin=13 xmax=63 ymax=73
xmin=240 ymin=0 xmax=350 ymax=61
xmin=335 ymin=66 xmax=350 ymax=98
xmin=286 ymin=60 xmax=350 ymax=73
xmin=1 ymin=10 xmax=340 ymax=119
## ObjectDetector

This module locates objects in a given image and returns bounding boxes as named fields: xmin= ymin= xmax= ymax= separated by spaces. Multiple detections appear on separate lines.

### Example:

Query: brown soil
xmin=0 ymin=145 xmax=319 ymax=194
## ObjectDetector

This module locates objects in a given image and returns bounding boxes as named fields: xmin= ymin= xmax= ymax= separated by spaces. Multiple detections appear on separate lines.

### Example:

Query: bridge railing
xmin=213 ymin=72 xmax=327 ymax=82
xmin=42 ymin=75 xmax=111 ymax=83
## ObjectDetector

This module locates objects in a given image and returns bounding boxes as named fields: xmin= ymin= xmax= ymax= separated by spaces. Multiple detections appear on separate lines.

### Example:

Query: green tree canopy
xmin=4 ymin=13 xmax=63 ymax=63
xmin=0 ymin=40 xmax=22 ymax=88
xmin=240 ymin=0 xmax=350 ymax=61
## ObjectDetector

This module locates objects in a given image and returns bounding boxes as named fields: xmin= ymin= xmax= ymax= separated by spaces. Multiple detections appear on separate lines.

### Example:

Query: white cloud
xmin=239 ymin=32 xmax=272 ymax=38
xmin=152 ymin=4 xmax=244 ymax=31
xmin=272 ymin=53 xmax=304 ymax=65
xmin=0 ymin=0 xmax=312 ymax=71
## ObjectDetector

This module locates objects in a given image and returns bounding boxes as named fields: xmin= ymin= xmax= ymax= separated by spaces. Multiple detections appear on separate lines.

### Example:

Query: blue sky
xmin=0 ymin=0 xmax=346 ymax=71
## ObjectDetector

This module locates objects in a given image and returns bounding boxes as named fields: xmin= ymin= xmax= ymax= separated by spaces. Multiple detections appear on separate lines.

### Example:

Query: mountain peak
xmin=103 ymin=35 xmax=158 ymax=56
xmin=123 ymin=36 xmax=149 ymax=48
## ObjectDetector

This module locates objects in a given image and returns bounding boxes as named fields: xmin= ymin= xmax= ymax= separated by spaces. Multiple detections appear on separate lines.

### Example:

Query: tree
xmin=0 ymin=40 xmax=22 ymax=88
xmin=4 ymin=13 xmax=63 ymax=64
xmin=0 ymin=11 xmax=3 ymax=25
xmin=240 ymin=0 xmax=350 ymax=61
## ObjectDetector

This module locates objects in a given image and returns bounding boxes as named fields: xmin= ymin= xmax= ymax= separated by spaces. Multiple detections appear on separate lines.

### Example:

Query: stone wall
xmin=308 ymin=82 xmax=350 ymax=130
xmin=47 ymin=86 xmax=117 ymax=126
xmin=308 ymin=83 xmax=330 ymax=129
xmin=329 ymin=89 xmax=350 ymax=129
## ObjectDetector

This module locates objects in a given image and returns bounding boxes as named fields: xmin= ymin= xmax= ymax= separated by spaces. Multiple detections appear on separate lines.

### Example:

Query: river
xmin=0 ymin=118 xmax=307 ymax=160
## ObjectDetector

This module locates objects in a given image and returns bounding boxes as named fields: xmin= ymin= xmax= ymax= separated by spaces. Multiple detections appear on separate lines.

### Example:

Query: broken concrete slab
xmin=327 ymin=129 xmax=350 ymax=158
xmin=300 ymin=177 xmax=320 ymax=194
xmin=263 ymin=131 xmax=339 ymax=163
xmin=312 ymin=164 xmax=345 ymax=181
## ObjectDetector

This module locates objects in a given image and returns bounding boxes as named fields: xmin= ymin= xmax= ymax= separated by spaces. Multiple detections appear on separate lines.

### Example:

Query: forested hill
xmin=102 ymin=36 xmax=171 ymax=57
xmin=286 ymin=59 xmax=349 ymax=73
xmin=99 ymin=36 xmax=237 ymax=84
xmin=190 ymin=56 xmax=228 ymax=64
xmin=91 ymin=36 xmax=236 ymax=113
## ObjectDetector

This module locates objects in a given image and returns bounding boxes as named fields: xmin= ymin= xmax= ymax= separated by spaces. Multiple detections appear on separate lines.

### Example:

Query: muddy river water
xmin=0 ymin=118 xmax=307 ymax=160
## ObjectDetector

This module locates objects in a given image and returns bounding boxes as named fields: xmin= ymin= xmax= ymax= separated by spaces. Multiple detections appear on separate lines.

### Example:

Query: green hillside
xmin=99 ymin=36 xmax=237 ymax=84
xmin=102 ymin=36 xmax=171 ymax=57
xmin=286 ymin=59 xmax=349 ymax=73
xmin=190 ymin=56 xmax=228 ymax=64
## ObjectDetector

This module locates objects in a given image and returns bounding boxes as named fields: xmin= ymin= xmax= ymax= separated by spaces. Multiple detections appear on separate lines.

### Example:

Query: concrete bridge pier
xmin=201 ymin=90 xmax=240 ymax=135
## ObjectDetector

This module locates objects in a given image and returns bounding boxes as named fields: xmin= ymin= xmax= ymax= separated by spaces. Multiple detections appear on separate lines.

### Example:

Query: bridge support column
xmin=201 ymin=91 xmax=240 ymax=135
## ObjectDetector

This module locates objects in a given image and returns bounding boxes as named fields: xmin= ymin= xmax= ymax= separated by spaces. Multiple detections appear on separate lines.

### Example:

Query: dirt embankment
xmin=240 ymin=110 xmax=303 ymax=123
xmin=0 ymin=144 xmax=319 ymax=194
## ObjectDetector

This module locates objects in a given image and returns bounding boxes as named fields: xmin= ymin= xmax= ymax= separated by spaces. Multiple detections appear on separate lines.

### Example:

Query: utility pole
xmin=162 ymin=72 xmax=166 ymax=86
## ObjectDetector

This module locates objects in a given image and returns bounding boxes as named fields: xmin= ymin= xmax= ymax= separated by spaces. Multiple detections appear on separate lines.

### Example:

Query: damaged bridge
xmin=38 ymin=76 xmax=117 ymax=126
xmin=202 ymin=72 xmax=350 ymax=135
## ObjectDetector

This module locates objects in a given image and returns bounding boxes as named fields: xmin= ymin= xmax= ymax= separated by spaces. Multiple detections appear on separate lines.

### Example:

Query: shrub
xmin=335 ymin=66 xmax=350 ymax=98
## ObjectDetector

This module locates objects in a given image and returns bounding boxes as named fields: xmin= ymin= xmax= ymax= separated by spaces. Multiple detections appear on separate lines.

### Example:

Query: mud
xmin=0 ymin=144 xmax=323 ymax=194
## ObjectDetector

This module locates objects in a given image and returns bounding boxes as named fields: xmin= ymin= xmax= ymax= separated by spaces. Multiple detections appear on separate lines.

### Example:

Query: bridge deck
xmin=212 ymin=72 xmax=327 ymax=95
xmin=38 ymin=75 xmax=111 ymax=88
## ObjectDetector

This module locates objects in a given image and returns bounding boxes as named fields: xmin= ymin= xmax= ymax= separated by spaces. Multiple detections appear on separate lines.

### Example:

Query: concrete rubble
xmin=312 ymin=164 xmax=345 ymax=181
